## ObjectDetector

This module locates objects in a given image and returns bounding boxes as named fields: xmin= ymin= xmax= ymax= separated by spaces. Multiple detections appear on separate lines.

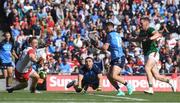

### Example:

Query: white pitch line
xmin=0 ymin=98 xmax=123 ymax=102
xmin=88 ymin=94 xmax=148 ymax=101
xmin=0 ymin=101 xmax=119 ymax=103
xmin=1 ymin=101 xmax=112 ymax=103
xmin=1 ymin=102 xmax=180 ymax=103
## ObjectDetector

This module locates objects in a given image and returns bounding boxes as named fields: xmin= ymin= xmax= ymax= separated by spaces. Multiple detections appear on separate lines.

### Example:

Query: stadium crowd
xmin=0 ymin=0 xmax=180 ymax=76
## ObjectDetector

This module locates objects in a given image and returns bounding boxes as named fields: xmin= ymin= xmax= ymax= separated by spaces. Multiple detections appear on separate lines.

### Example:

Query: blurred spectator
xmin=122 ymin=64 xmax=133 ymax=76
xmin=159 ymin=63 xmax=169 ymax=75
xmin=73 ymin=34 xmax=83 ymax=48
xmin=58 ymin=58 xmax=71 ymax=74
xmin=0 ymin=0 xmax=179 ymax=76
xmin=165 ymin=56 xmax=174 ymax=73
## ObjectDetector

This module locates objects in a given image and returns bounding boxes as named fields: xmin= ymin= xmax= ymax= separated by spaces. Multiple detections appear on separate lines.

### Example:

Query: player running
xmin=128 ymin=17 xmax=176 ymax=94
xmin=102 ymin=22 xmax=134 ymax=96
xmin=66 ymin=57 xmax=103 ymax=93
xmin=0 ymin=32 xmax=18 ymax=89
xmin=7 ymin=37 xmax=40 ymax=93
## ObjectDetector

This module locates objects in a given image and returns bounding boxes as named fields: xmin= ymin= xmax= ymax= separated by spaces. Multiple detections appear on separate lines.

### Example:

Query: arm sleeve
xmin=147 ymin=27 xmax=155 ymax=36
xmin=94 ymin=65 xmax=102 ymax=74
xmin=79 ymin=66 xmax=85 ymax=75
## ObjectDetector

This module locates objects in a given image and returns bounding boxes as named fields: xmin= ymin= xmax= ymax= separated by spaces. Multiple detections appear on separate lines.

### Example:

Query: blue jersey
xmin=79 ymin=64 xmax=101 ymax=84
xmin=59 ymin=63 xmax=71 ymax=73
xmin=106 ymin=31 xmax=125 ymax=60
xmin=0 ymin=41 xmax=14 ymax=63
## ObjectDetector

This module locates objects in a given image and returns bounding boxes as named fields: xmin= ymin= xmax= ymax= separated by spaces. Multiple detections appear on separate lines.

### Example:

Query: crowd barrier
xmin=47 ymin=75 xmax=180 ymax=92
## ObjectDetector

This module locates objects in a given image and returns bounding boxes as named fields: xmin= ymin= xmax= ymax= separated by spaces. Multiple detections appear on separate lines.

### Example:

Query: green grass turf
xmin=0 ymin=91 xmax=180 ymax=103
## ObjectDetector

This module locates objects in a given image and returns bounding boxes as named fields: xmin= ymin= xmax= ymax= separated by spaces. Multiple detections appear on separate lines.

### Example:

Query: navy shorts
xmin=110 ymin=56 xmax=125 ymax=68
xmin=1 ymin=63 xmax=13 ymax=69
xmin=82 ymin=80 xmax=99 ymax=90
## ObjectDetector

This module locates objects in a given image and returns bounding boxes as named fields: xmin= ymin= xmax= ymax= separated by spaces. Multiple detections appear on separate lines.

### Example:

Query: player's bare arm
xmin=127 ymin=36 xmax=147 ymax=42
xmin=29 ymin=53 xmax=38 ymax=63
xmin=78 ymin=74 xmax=83 ymax=88
xmin=98 ymin=73 xmax=103 ymax=88
xmin=149 ymin=31 xmax=162 ymax=41
xmin=12 ymin=50 xmax=18 ymax=59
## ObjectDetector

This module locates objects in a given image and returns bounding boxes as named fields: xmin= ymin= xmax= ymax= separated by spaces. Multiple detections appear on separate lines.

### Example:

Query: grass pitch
xmin=0 ymin=90 xmax=180 ymax=103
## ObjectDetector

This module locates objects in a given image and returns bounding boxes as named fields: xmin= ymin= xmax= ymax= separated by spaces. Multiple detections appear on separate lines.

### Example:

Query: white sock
xmin=149 ymin=87 xmax=153 ymax=91
xmin=118 ymin=88 xmax=122 ymax=92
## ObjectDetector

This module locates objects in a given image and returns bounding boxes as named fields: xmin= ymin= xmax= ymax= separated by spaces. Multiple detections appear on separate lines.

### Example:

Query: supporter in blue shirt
xmin=0 ymin=32 xmax=18 ymax=89
xmin=91 ymin=9 xmax=99 ymax=24
xmin=59 ymin=58 xmax=71 ymax=73
xmin=11 ymin=25 xmax=20 ymax=40
xmin=122 ymin=65 xmax=133 ymax=76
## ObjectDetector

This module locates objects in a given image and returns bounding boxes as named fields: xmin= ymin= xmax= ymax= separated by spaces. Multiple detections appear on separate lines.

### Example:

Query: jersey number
xmin=116 ymin=36 xmax=122 ymax=47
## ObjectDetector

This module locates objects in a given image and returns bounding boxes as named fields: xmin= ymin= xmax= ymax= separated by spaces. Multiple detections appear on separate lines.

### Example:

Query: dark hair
xmin=140 ymin=17 xmax=150 ymax=22
xmin=106 ymin=21 xmax=114 ymax=27
xmin=3 ymin=32 xmax=14 ymax=43
xmin=29 ymin=36 xmax=37 ymax=43
xmin=85 ymin=57 xmax=94 ymax=62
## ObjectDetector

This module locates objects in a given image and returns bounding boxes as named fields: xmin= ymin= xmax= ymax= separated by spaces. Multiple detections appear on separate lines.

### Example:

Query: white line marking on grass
xmin=62 ymin=92 xmax=148 ymax=101
xmin=0 ymin=98 xmax=120 ymax=102
xmin=1 ymin=101 xmax=179 ymax=103
xmin=88 ymin=94 xmax=148 ymax=101
xmin=1 ymin=101 xmax=112 ymax=103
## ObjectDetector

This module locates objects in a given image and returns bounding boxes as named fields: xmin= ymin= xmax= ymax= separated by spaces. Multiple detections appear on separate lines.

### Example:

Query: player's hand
xmin=76 ymin=86 xmax=82 ymax=93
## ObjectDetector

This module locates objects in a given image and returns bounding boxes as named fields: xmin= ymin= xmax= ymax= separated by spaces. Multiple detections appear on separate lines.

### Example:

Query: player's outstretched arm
xmin=29 ymin=51 xmax=38 ymax=63
xmin=127 ymin=36 xmax=147 ymax=42
xmin=97 ymin=73 xmax=103 ymax=91
xmin=149 ymin=31 xmax=162 ymax=41
xmin=12 ymin=50 xmax=18 ymax=59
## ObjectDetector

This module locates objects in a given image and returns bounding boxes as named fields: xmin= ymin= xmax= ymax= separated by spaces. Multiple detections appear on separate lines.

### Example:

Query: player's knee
xmin=8 ymin=72 xmax=13 ymax=77
xmin=111 ymin=73 xmax=118 ymax=79
xmin=33 ymin=74 xmax=40 ymax=81
xmin=3 ymin=71 xmax=8 ymax=77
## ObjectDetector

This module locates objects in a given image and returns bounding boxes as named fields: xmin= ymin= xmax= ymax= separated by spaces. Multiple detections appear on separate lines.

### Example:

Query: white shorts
xmin=29 ymin=69 xmax=36 ymax=77
xmin=144 ymin=52 xmax=161 ymax=70
xmin=15 ymin=68 xmax=36 ymax=82
xmin=144 ymin=52 xmax=159 ymax=63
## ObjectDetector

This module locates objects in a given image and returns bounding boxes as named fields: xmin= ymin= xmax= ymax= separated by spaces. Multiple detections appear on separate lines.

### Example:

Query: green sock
xmin=149 ymin=83 xmax=153 ymax=87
